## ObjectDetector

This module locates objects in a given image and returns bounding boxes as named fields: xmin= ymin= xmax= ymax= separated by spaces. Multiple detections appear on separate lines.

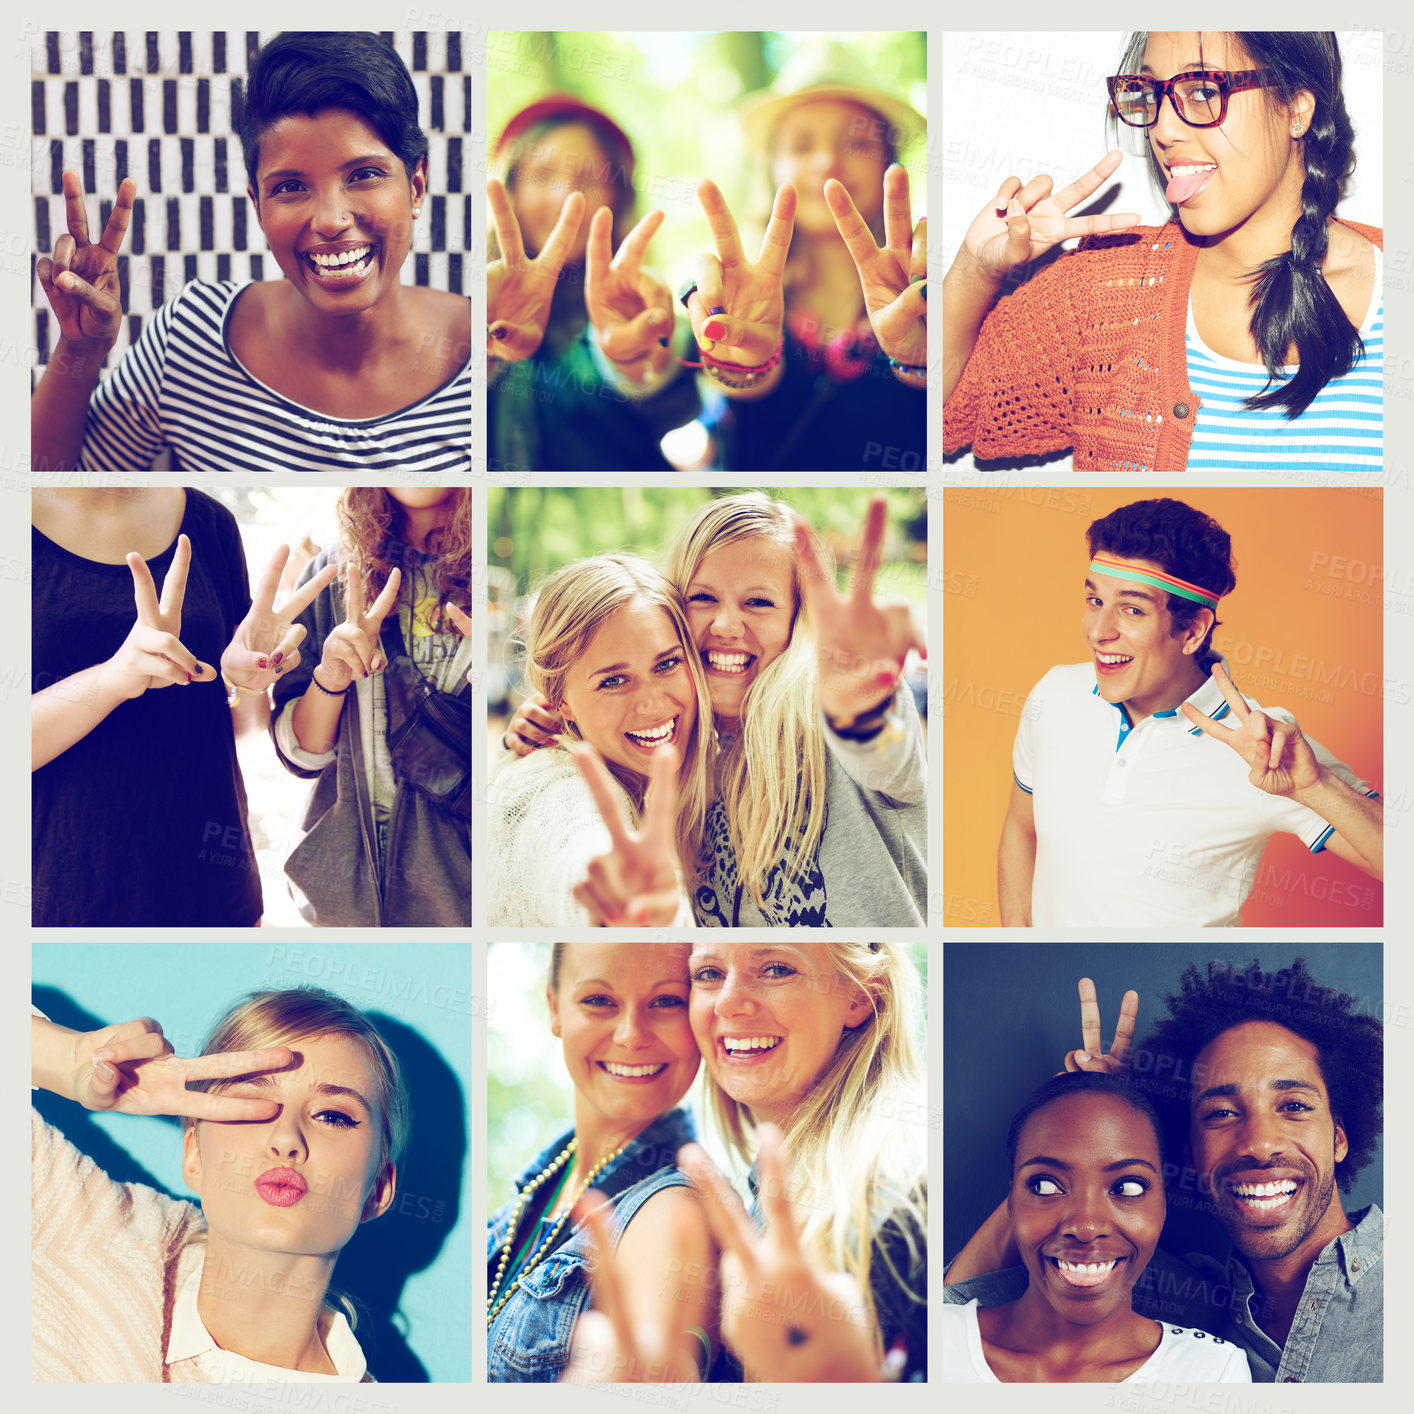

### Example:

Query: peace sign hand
xmin=1181 ymin=663 xmax=1321 ymax=795
xmin=585 ymin=206 xmax=674 ymax=376
xmin=568 ymin=741 xmax=684 ymax=927
xmin=35 ymin=170 xmax=136 ymax=350
xmin=679 ymin=1128 xmax=883 ymax=1382
xmin=103 ymin=534 xmax=217 ymax=699
xmin=963 ymin=150 xmax=1139 ymax=284
xmin=795 ymin=498 xmax=925 ymax=726
xmin=487 ymin=177 xmax=584 ymax=360
xmin=1061 ymin=978 xmax=1138 ymax=1075
xmin=220 ymin=545 xmax=339 ymax=697
xmin=826 ymin=164 xmax=926 ymax=367
xmin=313 ymin=564 xmax=403 ymax=694
xmin=686 ymin=180 xmax=795 ymax=366
xmin=69 ymin=1016 xmax=291 ymax=1122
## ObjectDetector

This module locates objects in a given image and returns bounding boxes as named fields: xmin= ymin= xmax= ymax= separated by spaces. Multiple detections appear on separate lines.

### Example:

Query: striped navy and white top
xmin=1185 ymin=246 xmax=1382 ymax=471
xmin=79 ymin=281 xmax=472 ymax=474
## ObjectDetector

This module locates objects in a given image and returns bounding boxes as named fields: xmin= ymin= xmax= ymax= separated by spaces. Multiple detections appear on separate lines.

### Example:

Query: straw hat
xmin=739 ymin=40 xmax=925 ymax=153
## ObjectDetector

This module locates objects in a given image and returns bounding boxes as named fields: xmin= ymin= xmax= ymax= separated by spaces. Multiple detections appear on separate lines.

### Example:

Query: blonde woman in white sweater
xmin=31 ymin=988 xmax=406 ymax=1382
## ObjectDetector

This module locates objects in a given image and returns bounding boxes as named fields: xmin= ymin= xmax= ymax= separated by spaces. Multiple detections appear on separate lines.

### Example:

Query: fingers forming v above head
xmin=1110 ymin=989 xmax=1139 ymax=1065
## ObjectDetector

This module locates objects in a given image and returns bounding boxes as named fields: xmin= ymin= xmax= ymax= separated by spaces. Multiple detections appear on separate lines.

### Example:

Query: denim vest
xmin=486 ymin=1107 xmax=698 ymax=1383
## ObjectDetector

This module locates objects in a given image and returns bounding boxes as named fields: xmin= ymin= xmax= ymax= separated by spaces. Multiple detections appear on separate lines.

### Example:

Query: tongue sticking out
xmin=1166 ymin=167 xmax=1217 ymax=204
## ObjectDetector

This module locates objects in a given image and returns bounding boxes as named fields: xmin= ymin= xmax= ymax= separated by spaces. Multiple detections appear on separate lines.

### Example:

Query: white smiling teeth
xmin=707 ymin=651 xmax=751 ymax=674
xmin=625 ymin=718 xmax=675 ymax=745
xmin=310 ymin=244 xmax=371 ymax=268
xmin=1096 ymin=653 xmax=1133 ymax=664
xmin=603 ymin=1061 xmax=666 ymax=1078
xmin=722 ymin=1036 xmax=782 ymax=1053
xmin=1233 ymin=1180 xmax=1298 ymax=1210
xmin=1055 ymin=1259 xmax=1118 ymax=1274
xmin=1169 ymin=164 xmax=1217 ymax=178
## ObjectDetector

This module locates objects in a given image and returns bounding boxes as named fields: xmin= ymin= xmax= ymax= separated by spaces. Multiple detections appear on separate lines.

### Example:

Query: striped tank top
xmin=1184 ymin=245 xmax=1382 ymax=470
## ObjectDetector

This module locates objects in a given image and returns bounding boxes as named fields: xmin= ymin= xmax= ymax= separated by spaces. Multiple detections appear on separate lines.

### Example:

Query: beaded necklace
xmin=487 ymin=1135 xmax=629 ymax=1325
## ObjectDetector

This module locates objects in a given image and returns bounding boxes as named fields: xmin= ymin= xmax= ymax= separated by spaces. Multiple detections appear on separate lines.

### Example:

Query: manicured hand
xmin=686 ymin=180 xmax=795 ymax=366
xmin=679 ymin=1128 xmax=883 ymax=1382
xmin=569 ymin=740 xmax=682 ymax=927
xmin=487 ymin=176 xmax=584 ymax=360
xmin=963 ymin=150 xmax=1139 ymax=282
xmin=220 ymin=545 xmax=338 ymax=697
xmin=585 ymin=206 xmax=674 ymax=375
xmin=795 ymin=498 xmax=925 ymax=725
xmin=1181 ymin=663 xmax=1321 ymax=795
xmin=1061 ymin=977 xmax=1138 ymax=1075
xmin=826 ymin=164 xmax=926 ymax=367
xmin=35 ymin=170 xmax=136 ymax=350
xmin=445 ymin=601 xmax=473 ymax=686
xmin=503 ymin=689 xmax=563 ymax=756
xmin=314 ymin=564 xmax=402 ymax=693
xmin=104 ymin=534 xmax=217 ymax=698
xmin=69 ymin=1017 xmax=291 ymax=1121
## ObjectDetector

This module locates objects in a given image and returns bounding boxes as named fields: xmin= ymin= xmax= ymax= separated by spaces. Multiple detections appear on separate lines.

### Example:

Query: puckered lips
xmin=596 ymin=1057 xmax=670 ymax=1084
xmin=254 ymin=1165 xmax=308 ymax=1208
xmin=299 ymin=240 xmax=378 ymax=290
xmin=1040 ymin=1244 xmax=1131 ymax=1293
xmin=1222 ymin=1169 xmax=1305 ymax=1224
xmin=716 ymin=1033 xmax=784 ymax=1066
xmin=623 ymin=715 xmax=679 ymax=755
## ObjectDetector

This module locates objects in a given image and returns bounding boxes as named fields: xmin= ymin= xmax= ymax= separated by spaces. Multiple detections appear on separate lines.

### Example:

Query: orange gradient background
xmin=943 ymin=487 xmax=1384 ymax=928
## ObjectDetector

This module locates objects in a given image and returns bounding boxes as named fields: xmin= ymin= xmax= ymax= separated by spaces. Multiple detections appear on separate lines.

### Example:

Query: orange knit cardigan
xmin=943 ymin=218 xmax=1382 ymax=472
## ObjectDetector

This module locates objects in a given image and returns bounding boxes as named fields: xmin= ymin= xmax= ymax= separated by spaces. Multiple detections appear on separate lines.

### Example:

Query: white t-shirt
xmin=943 ymin=1299 xmax=1251 ymax=1383
xmin=1012 ymin=657 xmax=1376 ymax=926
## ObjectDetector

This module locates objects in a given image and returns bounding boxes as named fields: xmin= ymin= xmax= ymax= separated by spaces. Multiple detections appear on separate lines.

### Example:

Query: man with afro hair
xmin=998 ymin=497 xmax=1382 ymax=926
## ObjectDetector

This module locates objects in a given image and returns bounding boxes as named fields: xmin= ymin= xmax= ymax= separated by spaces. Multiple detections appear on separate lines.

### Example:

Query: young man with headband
xmin=998 ymin=499 xmax=1382 ymax=926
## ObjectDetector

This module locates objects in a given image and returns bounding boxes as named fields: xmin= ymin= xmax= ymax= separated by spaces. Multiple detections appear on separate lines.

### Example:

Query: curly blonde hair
xmin=336 ymin=489 xmax=473 ymax=603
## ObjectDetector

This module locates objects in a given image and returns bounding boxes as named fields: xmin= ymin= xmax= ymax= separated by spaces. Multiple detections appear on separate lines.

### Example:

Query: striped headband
xmin=1088 ymin=554 xmax=1221 ymax=609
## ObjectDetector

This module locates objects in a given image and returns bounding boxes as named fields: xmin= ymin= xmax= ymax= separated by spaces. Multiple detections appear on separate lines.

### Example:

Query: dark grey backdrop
xmin=943 ymin=941 xmax=1384 ymax=1265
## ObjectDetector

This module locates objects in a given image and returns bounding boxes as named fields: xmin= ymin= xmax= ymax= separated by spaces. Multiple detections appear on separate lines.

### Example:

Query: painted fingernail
xmin=707 ymin=305 xmax=725 ymax=317
xmin=658 ymin=336 xmax=670 ymax=348
xmin=490 ymin=324 xmax=507 ymax=340
xmin=995 ymin=204 xmax=1007 ymax=218
xmin=257 ymin=657 xmax=268 ymax=669
xmin=186 ymin=673 xmax=193 ymax=684
xmin=273 ymin=652 xmax=284 ymax=665
xmin=921 ymin=283 xmax=927 ymax=303
xmin=703 ymin=319 xmax=727 ymax=341
xmin=876 ymin=668 xmax=899 ymax=686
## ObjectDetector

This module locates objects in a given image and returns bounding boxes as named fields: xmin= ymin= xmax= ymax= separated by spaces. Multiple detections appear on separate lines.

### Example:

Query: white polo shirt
xmin=1013 ymin=659 xmax=1376 ymax=927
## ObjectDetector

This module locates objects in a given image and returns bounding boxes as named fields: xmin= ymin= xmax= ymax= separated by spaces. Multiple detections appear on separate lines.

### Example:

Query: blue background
xmin=32 ymin=940 xmax=472 ymax=1383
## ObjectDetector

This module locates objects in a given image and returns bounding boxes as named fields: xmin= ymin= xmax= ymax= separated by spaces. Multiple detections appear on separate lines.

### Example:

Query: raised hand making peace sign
xmin=585 ymin=206 xmax=675 ymax=377
xmin=963 ymin=149 xmax=1140 ymax=283
xmin=679 ymin=1128 xmax=884 ymax=1382
xmin=103 ymin=534 xmax=216 ymax=699
xmin=826 ymin=163 xmax=927 ymax=368
xmin=220 ymin=545 xmax=339 ymax=699
xmin=1062 ymin=977 xmax=1139 ymax=1076
xmin=312 ymin=564 xmax=404 ymax=693
xmin=685 ymin=180 xmax=797 ymax=368
xmin=487 ymin=177 xmax=585 ymax=361
xmin=795 ymin=497 xmax=925 ymax=727
xmin=568 ymin=741 xmax=684 ymax=927
xmin=1181 ymin=662 xmax=1320 ymax=795
xmin=35 ymin=169 xmax=136 ymax=351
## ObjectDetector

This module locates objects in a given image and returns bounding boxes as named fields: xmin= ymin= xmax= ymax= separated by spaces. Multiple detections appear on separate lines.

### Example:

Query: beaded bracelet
xmin=311 ymin=673 xmax=351 ymax=697
xmin=887 ymin=355 xmax=927 ymax=378
xmin=684 ymin=337 xmax=785 ymax=391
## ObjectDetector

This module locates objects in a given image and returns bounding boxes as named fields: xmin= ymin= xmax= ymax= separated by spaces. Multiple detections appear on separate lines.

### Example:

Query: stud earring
xmin=1291 ymin=124 xmax=1303 ymax=137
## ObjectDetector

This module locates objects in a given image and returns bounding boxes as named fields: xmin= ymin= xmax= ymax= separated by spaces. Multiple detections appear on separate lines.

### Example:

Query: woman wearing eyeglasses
xmin=944 ymin=32 xmax=1380 ymax=472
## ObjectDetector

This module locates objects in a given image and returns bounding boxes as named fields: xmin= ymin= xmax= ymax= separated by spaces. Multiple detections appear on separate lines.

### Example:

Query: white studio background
xmin=942 ymin=30 xmax=1384 ymax=472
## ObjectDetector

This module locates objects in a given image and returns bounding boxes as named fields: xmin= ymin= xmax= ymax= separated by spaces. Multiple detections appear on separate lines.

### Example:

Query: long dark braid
xmin=1238 ymin=33 xmax=1362 ymax=417
xmin=1113 ymin=33 xmax=1364 ymax=419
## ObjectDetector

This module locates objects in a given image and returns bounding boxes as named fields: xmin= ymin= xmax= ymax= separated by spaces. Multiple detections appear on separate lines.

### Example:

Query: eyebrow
xmin=222 ymin=1074 xmax=373 ymax=1111
xmin=689 ymin=945 xmax=810 ymax=961
xmin=1019 ymin=1155 xmax=1159 ymax=1173
xmin=575 ymin=976 xmax=686 ymax=990
xmin=589 ymin=644 xmax=681 ymax=677
xmin=1139 ymin=62 xmax=1208 ymax=76
xmin=1193 ymin=1078 xmax=1322 ymax=1104
xmin=262 ymin=154 xmax=392 ymax=182
xmin=1084 ymin=577 xmax=1161 ymax=605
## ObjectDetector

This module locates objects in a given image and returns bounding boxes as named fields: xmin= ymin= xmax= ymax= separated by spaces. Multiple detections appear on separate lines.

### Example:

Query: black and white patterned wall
xmin=32 ymin=31 xmax=471 ymax=384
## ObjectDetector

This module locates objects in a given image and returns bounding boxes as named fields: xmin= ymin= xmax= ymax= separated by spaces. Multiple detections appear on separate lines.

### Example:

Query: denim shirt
xmin=944 ymin=1204 xmax=1383 ymax=1383
xmin=486 ymin=1107 xmax=698 ymax=1383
